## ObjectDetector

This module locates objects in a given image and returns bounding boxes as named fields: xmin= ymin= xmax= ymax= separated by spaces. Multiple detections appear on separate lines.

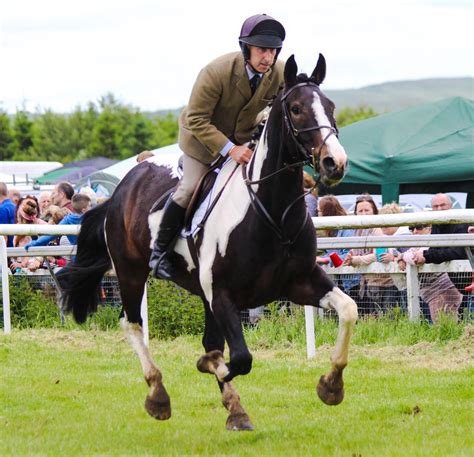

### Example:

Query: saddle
xmin=149 ymin=155 xmax=224 ymax=232
xmin=183 ymin=156 xmax=224 ymax=232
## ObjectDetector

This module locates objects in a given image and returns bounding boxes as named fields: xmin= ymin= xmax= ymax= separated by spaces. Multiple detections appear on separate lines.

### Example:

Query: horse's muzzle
xmin=320 ymin=156 xmax=346 ymax=187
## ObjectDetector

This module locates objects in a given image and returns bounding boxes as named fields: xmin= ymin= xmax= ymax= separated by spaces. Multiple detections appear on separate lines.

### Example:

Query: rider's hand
xmin=229 ymin=145 xmax=253 ymax=164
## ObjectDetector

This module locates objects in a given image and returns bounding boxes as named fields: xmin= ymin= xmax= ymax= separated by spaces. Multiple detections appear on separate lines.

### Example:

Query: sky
xmin=1 ymin=0 xmax=473 ymax=114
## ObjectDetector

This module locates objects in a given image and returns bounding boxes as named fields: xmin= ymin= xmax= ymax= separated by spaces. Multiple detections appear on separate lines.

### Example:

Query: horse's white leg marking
xmin=311 ymin=93 xmax=347 ymax=168
xmin=121 ymin=312 xmax=171 ymax=420
xmin=320 ymin=287 xmax=358 ymax=368
xmin=121 ymin=316 xmax=158 ymax=379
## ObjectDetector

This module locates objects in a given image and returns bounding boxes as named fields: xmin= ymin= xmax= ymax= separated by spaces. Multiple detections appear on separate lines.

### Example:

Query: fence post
xmin=1 ymin=236 xmax=11 ymax=334
xmin=406 ymin=263 xmax=420 ymax=321
xmin=304 ymin=305 xmax=316 ymax=359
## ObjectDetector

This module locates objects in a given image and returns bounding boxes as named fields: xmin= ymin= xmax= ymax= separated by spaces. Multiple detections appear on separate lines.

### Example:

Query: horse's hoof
xmin=316 ymin=374 xmax=344 ymax=406
xmin=226 ymin=412 xmax=254 ymax=431
xmin=145 ymin=393 xmax=171 ymax=420
xmin=197 ymin=350 xmax=227 ymax=379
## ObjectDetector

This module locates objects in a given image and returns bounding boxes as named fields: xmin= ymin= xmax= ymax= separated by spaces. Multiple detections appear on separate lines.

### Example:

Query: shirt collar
xmin=245 ymin=64 xmax=262 ymax=80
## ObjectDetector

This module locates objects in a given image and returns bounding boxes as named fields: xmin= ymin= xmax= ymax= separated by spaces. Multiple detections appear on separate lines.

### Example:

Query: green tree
xmin=151 ymin=112 xmax=179 ymax=148
xmin=66 ymin=103 xmax=99 ymax=161
xmin=11 ymin=109 xmax=34 ymax=159
xmin=32 ymin=110 xmax=72 ymax=162
xmin=0 ymin=111 xmax=13 ymax=160
xmin=130 ymin=112 xmax=155 ymax=154
xmin=336 ymin=105 xmax=379 ymax=128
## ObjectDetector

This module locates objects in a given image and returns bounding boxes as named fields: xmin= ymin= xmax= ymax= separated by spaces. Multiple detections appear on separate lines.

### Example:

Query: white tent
xmin=0 ymin=161 xmax=62 ymax=184
xmin=77 ymin=144 xmax=182 ymax=196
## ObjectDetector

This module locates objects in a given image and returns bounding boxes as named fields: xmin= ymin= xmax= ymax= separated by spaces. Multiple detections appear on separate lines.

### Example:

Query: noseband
xmin=281 ymin=81 xmax=338 ymax=169
xmin=241 ymin=81 xmax=340 ymax=247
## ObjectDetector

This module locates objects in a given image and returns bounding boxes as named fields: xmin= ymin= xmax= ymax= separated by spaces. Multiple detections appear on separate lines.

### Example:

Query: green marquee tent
xmin=327 ymin=96 xmax=474 ymax=207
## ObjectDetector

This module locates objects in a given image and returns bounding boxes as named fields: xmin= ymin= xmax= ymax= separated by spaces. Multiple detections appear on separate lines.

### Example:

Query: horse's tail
xmin=57 ymin=200 xmax=112 ymax=324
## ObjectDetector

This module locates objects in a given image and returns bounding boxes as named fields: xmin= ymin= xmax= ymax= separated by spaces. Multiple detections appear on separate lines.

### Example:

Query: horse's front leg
xmin=317 ymin=287 xmax=358 ymax=405
xmin=196 ymin=299 xmax=253 ymax=430
xmin=120 ymin=317 xmax=171 ymax=420
xmin=289 ymin=269 xmax=358 ymax=405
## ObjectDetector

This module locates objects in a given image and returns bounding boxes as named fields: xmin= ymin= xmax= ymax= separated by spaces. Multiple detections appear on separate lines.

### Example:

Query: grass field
xmin=1 ymin=327 xmax=473 ymax=456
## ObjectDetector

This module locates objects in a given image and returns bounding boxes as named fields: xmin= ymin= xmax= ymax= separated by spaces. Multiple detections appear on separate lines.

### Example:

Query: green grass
xmin=1 ymin=329 xmax=473 ymax=456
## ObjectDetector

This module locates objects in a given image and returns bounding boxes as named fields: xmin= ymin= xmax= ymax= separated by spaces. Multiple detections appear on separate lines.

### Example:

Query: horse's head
xmin=281 ymin=54 xmax=347 ymax=187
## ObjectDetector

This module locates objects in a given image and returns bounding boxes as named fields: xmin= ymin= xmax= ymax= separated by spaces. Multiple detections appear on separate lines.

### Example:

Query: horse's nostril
xmin=322 ymin=156 xmax=336 ymax=172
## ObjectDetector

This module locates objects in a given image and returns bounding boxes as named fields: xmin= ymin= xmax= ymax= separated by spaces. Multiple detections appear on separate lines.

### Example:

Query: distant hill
xmin=325 ymin=77 xmax=473 ymax=113
xmin=145 ymin=77 xmax=473 ymax=117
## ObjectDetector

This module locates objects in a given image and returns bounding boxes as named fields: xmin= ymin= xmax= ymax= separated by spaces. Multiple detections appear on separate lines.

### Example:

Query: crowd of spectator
xmin=0 ymin=181 xmax=95 ymax=274
xmin=316 ymin=192 xmax=473 ymax=323
xmin=1 ymin=178 xmax=472 ymax=324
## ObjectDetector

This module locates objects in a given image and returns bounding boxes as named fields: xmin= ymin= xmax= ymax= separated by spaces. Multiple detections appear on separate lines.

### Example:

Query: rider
xmin=150 ymin=13 xmax=286 ymax=279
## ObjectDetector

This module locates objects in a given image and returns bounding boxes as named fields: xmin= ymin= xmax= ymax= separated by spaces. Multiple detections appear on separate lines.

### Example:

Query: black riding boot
xmin=149 ymin=197 xmax=186 ymax=279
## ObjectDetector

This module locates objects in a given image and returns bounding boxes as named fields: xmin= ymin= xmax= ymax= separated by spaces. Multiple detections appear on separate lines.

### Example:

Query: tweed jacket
xmin=178 ymin=51 xmax=285 ymax=164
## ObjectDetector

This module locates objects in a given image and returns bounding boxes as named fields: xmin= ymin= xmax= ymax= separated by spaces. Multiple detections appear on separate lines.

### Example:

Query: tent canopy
xmin=329 ymin=96 xmax=474 ymax=206
xmin=35 ymin=157 xmax=118 ymax=185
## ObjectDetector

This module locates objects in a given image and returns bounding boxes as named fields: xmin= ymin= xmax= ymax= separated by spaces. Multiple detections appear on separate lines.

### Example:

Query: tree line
xmin=0 ymin=93 xmax=377 ymax=163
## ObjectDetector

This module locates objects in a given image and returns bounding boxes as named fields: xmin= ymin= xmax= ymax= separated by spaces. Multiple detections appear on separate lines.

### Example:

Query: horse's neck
xmin=249 ymin=124 xmax=305 ymax=216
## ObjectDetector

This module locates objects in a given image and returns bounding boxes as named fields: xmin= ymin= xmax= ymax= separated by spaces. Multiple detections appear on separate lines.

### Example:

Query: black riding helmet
xmin=239 ymin=14 xmax=286 ymax=62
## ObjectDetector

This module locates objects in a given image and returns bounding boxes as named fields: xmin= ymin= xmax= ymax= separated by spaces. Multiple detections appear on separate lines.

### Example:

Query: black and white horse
xmin=59 ymin=54 xmax=358 ymax=431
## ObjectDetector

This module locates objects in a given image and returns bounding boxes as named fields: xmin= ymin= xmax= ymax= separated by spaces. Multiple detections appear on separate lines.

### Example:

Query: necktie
xmin=249 ymin=74 xmax=260 ymax=95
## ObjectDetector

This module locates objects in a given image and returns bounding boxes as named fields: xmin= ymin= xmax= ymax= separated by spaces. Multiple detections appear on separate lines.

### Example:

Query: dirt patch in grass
xmin=4 ymin=326 xmax=473 ymax=371
xmin=352 ymin=325 xmax=473 ymax=371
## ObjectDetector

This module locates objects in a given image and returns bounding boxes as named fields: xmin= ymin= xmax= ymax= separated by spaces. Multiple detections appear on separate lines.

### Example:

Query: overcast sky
xmin=1 ymin=0 xmax=473 ymax=114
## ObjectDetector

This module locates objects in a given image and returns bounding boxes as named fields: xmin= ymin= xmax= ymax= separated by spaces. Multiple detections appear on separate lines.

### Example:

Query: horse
xmin=58 ymin=54 xmax=358 ymax=431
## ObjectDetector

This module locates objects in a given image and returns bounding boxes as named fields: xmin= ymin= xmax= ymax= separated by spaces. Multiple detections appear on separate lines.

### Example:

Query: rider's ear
xmin=284 ymin=54 xmax=298 ymax=87
xmin=311 ymin=53 xmax=326 ymax=85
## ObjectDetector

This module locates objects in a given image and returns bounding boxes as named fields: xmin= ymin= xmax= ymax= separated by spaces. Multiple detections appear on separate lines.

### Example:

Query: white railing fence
xmin=2 ymin=209 xmax=474 ymax=358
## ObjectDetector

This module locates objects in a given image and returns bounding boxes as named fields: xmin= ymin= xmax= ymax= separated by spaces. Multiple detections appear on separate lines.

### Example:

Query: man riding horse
xmin=150 ymin=13 xmax=287 ymax=279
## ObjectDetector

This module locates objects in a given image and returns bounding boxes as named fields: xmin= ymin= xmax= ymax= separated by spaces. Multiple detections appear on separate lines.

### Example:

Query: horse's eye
xmin=291 ymin=106 xmax=300 ymax=115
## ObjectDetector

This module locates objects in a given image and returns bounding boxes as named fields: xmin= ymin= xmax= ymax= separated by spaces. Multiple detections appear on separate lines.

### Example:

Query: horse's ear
xmin=284 ymin=54 xmax=298 ymax=87
xmin=311 ymin=53 xmax=326 ymax=85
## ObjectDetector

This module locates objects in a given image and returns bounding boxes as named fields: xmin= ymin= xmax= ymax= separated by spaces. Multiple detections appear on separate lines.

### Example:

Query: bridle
xmin=242 ymin=81 xmax=338 ymax=247
xmin=281 ymin=81 xmax=338 ymax=172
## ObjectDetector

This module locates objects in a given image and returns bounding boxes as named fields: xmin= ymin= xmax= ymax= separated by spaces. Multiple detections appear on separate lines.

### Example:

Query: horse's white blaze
xmin=198 ymin=131 xmax=270 ymax=308
xmin=320 ymin=287 xmax=358 ymax=368
xmin=311 ymin=93 xmax=347 ymax=167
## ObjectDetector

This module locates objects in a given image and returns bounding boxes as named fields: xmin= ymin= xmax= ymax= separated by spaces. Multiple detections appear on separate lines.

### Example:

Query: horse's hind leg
xmin=118 ymin=267 xmax=171 ymax=420
xmin=288 ymin=269 xmax=358 ymax=406
xmin=196 ymin=301 xmax=253 ymax=431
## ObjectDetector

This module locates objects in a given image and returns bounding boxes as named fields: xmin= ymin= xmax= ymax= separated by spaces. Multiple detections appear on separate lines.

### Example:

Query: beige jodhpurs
xmin=172 ymin=154 xmax=210 ymax=208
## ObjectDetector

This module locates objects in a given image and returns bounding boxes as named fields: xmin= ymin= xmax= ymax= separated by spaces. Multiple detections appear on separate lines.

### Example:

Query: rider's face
xmin=247 ymin=46 xmax=277 ymax=73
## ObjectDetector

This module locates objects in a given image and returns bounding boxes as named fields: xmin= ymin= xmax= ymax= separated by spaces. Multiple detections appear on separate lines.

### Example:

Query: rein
xmin=281 ymin=81 xmax=337 ymax=168
xmin=240 ymin=80 xmax=339 ymax=246
xmin=242 ymin=161 xmax=309 ymax=246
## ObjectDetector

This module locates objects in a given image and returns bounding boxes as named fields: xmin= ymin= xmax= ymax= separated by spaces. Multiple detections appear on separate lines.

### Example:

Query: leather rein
xmin=242 ymin=81 xmax=337 ymax=246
